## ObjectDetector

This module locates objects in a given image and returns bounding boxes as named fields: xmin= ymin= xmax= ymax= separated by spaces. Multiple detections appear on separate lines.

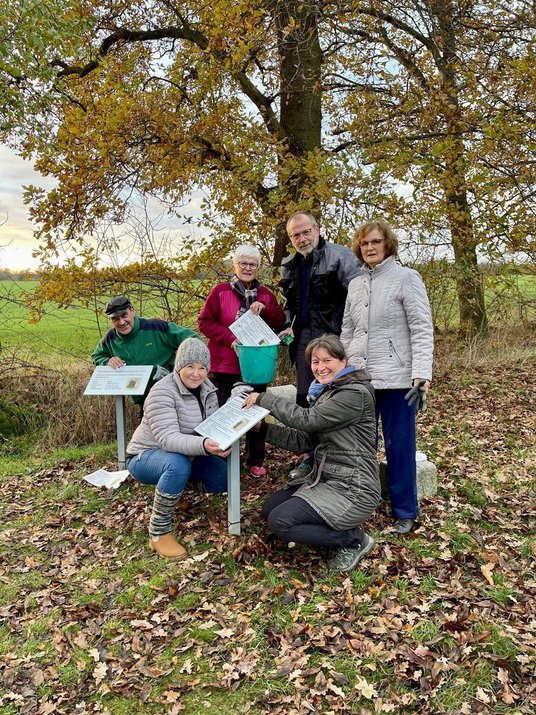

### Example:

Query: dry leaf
xmin=480 ymin=563 xmax=495 ymax=585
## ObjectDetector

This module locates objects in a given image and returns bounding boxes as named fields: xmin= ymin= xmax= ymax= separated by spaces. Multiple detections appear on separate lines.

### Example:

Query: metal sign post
xmin=227 ymin=440 xmax=241 ymax=535
xmin=115 ymin=395 xmax=127 ymax=468
xmin=84 ymin=365 xmax=153 ymax=467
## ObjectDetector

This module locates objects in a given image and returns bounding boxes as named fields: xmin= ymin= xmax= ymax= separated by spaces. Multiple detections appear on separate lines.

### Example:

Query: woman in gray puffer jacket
xmin=243 ymin=335 xmax=380 ymax=572
xmin=340 ymin=219 xmax=434 ymax=535
xmin=126 ymin=338 xmax=230 ymax=560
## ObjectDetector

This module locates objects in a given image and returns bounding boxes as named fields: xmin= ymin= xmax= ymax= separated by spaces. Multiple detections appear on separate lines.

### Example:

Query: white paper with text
xmin=229 ymin=310 xmax=280 ymax=346
xmin=195 ymin=395 xmax=270 ymax=450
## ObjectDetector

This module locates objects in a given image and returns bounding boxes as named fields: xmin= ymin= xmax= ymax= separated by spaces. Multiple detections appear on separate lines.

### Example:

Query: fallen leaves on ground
xmin=0 ymin=360 xmax=535 ymax=714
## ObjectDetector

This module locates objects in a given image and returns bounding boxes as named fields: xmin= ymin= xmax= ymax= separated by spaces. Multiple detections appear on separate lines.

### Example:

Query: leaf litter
xmin=0 ymin=360 xmax=535 ymax=713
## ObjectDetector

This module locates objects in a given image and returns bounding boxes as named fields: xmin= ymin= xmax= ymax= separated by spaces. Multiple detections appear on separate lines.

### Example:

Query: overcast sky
xmin=0 ymin=144 xmax=209 ymax=272
xmin=0 ymin=145 xmax=55 ymax=270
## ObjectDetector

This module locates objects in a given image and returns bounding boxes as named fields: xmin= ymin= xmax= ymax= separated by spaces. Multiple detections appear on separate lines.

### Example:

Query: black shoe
xmin=393 ymin=518 xmax=415 ymax=534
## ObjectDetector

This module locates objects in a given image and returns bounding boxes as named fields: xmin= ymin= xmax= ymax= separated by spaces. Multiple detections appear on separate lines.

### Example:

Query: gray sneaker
xmin=288 ymin=462 xmax=313 ymax=480
xmin=328 ymin=533 xmax=376 ymax=572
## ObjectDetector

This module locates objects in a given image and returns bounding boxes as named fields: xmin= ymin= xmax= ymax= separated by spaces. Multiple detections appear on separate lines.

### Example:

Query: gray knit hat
xmin=174 ymin=338 xmax=211 ymax=372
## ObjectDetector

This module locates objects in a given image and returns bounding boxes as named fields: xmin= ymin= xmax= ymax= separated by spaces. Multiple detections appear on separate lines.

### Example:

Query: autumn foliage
xmin=1 ymin=1 xmax=535 ymax=334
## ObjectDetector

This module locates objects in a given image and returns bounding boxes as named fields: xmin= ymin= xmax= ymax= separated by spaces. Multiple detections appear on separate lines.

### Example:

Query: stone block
xmin=379 ymin=458 xmax=438 ymax=502
xmin=265 ymin=384 xmax=297 ymax=424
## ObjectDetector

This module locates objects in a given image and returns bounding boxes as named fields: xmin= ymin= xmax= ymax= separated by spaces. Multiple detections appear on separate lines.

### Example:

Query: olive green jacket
xmin=257 ymin=370 xmax=380 ymax=530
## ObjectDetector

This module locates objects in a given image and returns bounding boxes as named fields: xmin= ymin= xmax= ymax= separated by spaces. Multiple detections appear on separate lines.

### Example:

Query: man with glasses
xmin=279 ymin=212 xmax=361 ymax=479
xmin=92 ymin=296 xmax=197 ymax=416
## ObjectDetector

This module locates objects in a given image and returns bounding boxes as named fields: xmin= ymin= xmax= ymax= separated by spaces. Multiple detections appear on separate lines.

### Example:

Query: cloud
xmin=0 ymin=146 xmax=56 ymax=269
xmin=0 ymin=145 xmax=209 ymax=271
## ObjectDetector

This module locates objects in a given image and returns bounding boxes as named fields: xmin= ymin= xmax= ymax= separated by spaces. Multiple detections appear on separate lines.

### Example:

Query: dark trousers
xmin=376 ymin=389 xmax=418 ymax=519
xmin=294 ymin=329 xmax=315 ymax=466
xmin=295 ymin=328 xmax=314 ymax=408
xmin=211 ymin=372 xmax=267 ymax=468
xmin=262 ymin=487 xmax=365 ymax=549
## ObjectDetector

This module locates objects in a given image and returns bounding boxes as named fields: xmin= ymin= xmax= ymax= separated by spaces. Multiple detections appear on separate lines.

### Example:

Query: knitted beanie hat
xmin=174 ymin=338 xmax=211 ymax=372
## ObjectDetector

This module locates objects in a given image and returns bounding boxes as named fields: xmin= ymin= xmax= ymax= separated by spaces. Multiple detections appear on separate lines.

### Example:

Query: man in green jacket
xmin=91 ymin=296 xmax=197 ymax=413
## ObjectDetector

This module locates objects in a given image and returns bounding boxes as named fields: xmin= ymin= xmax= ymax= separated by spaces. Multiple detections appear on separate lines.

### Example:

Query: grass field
xmin=0 ymin=280 xmax=201 ymax=366
xmin=0 ymin=280 xmax=108 ymax=365
xmin=1 ymin=272 xmax=535 ymax=364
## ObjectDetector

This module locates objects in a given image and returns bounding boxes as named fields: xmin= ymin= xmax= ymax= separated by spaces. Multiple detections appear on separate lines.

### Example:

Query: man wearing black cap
xmin=91 ymin=296 xmax=197 ymax=412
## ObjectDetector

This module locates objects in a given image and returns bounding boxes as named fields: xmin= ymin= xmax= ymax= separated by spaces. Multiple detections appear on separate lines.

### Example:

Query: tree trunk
xmin=434 ymin=0 xmax=488 ymax=335
xmin=444 ymin=178 xmax=489 ymax=335
xmin=273 ymin=0 xmax=323 ymax=265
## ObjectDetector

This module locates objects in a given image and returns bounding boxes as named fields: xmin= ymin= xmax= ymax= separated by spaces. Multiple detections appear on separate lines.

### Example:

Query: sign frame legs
xmin=115 ymin=395 xmax=127 ymax=468
xmin=227 ymin=440 xmax=241 ymax=535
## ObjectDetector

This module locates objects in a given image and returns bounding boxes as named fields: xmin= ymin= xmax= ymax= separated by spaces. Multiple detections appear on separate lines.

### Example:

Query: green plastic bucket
xmin=236 ymin=343 xmax=278 ymax=384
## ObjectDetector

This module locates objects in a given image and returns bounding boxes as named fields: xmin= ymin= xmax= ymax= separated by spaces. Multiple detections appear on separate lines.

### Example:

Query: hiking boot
xmin=328 ymin=533 xmax=376 ymax=572
xmin=149 ymin=533 xmax=188 ymax=560
xmin=288 ymin=462 xmax=312 ymax=480
xmin=393 ymin=518 xmax=415 ymax=535
xmin=250 ymin=466 xmax=267 ymax=478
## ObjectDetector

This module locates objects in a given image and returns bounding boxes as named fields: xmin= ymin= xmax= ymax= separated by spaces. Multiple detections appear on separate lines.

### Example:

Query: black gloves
xmin=404 ymin=380 xmax=428 ymax=412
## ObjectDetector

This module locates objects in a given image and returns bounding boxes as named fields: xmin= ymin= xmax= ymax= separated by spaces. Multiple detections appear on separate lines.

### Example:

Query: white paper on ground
xmin=416 ymin=451 xmax=427 ymax=462
xmin=84 ymin=468 xmax=130 ymax=489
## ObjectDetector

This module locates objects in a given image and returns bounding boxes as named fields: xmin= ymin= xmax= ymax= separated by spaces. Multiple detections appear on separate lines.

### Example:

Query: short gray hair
xmin=232 ymin=244 xmax=262 ymax=266
xmin=286 ymin=211 xmax=318 ymax=231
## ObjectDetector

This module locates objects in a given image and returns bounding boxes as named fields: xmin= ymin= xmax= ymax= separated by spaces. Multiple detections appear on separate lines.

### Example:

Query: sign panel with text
xmin=84 ymin=365 xmax=153 ymax=396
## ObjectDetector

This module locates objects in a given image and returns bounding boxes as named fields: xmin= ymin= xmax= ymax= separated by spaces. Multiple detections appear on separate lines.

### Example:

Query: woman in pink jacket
xmin=198 ymin=244 xmax=286 ymax=477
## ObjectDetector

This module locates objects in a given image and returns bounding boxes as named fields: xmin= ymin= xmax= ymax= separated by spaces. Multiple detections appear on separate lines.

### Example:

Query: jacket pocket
xmin=322 ymin=462 xmax=355 ymax=479
xmin=388 ymin=338 xmax=404 ymax=367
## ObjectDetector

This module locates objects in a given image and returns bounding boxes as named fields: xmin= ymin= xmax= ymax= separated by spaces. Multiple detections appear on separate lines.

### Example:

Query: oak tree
xmin=1 ymin=0 xmax=534 ymax=332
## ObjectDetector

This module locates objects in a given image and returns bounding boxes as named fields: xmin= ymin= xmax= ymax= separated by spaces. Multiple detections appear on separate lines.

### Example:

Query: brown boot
xmin=148 ymin=533 xmax=188 ymax=560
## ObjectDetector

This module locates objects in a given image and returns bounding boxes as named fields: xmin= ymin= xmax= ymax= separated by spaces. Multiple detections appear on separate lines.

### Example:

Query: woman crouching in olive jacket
xmin=243 ymin=335 xmax=380 ymax=572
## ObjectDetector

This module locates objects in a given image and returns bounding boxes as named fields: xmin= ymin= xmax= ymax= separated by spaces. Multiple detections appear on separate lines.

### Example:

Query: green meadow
xmin=1 ymin=271 xmax=534 ymax=367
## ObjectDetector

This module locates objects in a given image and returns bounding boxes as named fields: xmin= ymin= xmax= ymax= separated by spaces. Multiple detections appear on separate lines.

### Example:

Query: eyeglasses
xmin=237 ymin=261 xmax=258 ymax=269
xmin=289 ymin=228 xmax=314 ymax=241
xmin=360 ymin=238 xmax=385 ymax=248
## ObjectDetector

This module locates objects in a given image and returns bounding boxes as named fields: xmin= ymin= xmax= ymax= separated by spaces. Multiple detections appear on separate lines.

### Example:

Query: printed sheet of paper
xmin=84 ymin=365 xmax=153 ymax=396
xmin=195 ymin=395 xmax=270 ymax=450
xmin=229 ymin=309 xmax=280 ymax=346
xmin=84 ymin=469 xmax=130 ymax=489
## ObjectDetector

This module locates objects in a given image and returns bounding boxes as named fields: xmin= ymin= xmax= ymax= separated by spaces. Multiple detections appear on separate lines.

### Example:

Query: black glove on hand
xmin=404 ymin=380 xmax=428 ymax=412
xmin=230 ymin=381 xmax=254 ymax=399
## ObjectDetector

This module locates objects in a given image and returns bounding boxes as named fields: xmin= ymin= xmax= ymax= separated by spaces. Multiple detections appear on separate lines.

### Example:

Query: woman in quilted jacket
xmin=126 ymin=338 xmax=230 ymax=560
xmin=340 ymin=219 xmax=434 ymax=534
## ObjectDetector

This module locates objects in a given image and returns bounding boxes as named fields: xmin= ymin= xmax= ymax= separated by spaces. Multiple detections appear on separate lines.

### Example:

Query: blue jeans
xmin=127 ymin=450 xmax=227 ymax=495
xmin=375 ymin=389 xmax=418 ymax=519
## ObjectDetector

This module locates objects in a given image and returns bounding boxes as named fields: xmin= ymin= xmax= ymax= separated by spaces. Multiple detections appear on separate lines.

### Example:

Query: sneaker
xmin=393 ymin=518 xmax=415 ymax=534
xmin=250 ymin=465 xmax=267 ymax=478
xmin=288 ymin=462 xmax=312 ymax=480
xmin=328 ymin=533 xmax=376 ymax=572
